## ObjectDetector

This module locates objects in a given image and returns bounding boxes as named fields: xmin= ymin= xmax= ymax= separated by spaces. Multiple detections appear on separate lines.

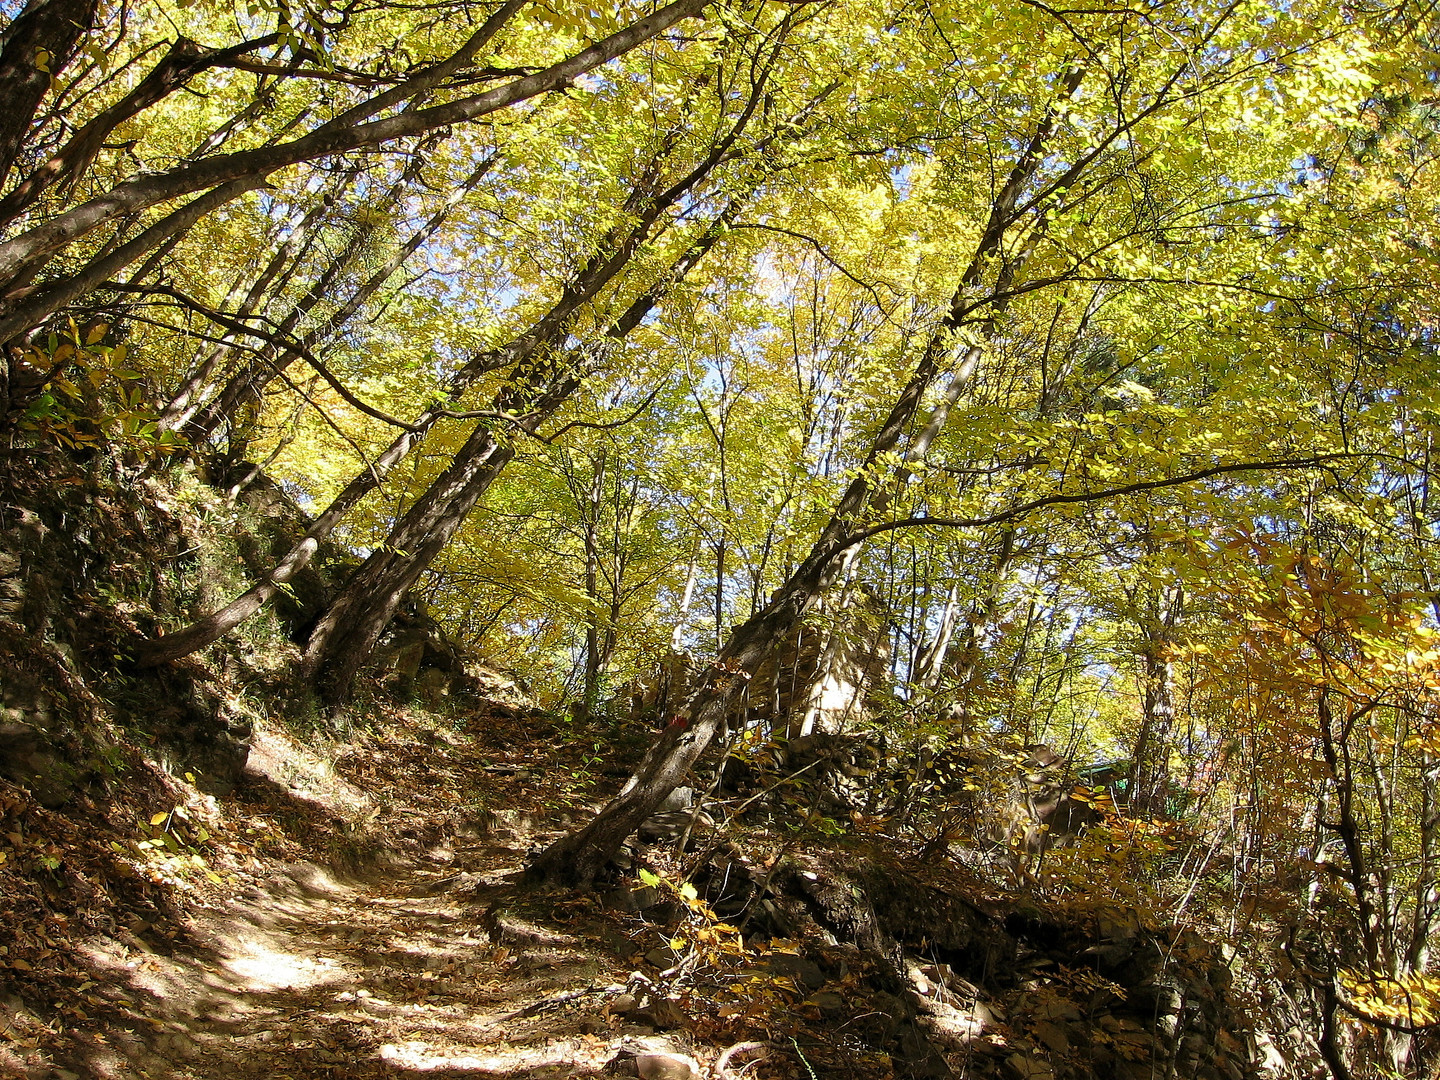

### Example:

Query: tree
xmin=297 ymin=7 xmax=848 ymax=703
xmin=529 ymin=0 xmax=1417 ymax=883
xmin=0 ymin=0 xmax=718 ymax=365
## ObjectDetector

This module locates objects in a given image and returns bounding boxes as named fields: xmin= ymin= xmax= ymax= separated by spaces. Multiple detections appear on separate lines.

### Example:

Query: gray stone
xmin=767 ymin=952 xmax=826 ymax=990
xmin=657 ymin=786 xmax=695 ymax=811
xmin=634 ymin=1051 xmax=699 ymax=1080
xmin=415 ymin=666 xmax=450 ymax=705
xmin=645 ymin=947 xmax=679 ymax=970
xmin=637 ymin=809 xmax=713 ymax=844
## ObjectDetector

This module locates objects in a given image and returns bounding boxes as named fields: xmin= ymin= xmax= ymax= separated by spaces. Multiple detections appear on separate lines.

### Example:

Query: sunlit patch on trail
xmin=220 ymin=938 xmax=347 ymax=991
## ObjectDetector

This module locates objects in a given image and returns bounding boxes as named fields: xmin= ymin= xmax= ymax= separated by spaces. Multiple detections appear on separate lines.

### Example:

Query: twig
xmin=712 ymin=1040 xmax=772 ymax=1079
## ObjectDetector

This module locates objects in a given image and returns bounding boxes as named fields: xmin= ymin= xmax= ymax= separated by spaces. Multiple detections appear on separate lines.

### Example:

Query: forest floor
xmin=0 ymin=693 xmax=887 ymax=1080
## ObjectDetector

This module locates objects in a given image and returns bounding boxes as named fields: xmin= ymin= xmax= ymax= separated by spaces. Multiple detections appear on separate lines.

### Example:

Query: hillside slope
xmin=0 ymin=454 xmax=1289 ymax=1080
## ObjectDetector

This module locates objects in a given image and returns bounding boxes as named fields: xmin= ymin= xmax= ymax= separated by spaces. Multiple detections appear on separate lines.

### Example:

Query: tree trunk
xmin=913 ymin=582 xmax=959 ymax=691
xmin=793 ymin=544 xmax=861 ymax=738
xmin=0 ymin=0 xmax=100 ymax=193
xmin=528 ymin=536 xmax=859 ymax=885
xmin=306 ymin=419 xmax=523 ymax=704
xmin=528 ymin=324 xmax=993 ymax=886
xmin=1126 ymin=571 xmax=1182 ymax=817
xmin=580 ymin=457 xmax=606 ymax=720
xmin=181 ymin=150 xmax=451 ymax=446
xmin=1129 ymin=639 xmax=1177 ymax=816
xmin=304 ymin=203 xmax=743 ymax=704
xmin=528 ymin=69 xmax=1086 ymax=885
xmin=133 ymin=408 xmax=441 ymax=665
xmin=288 ymin=35 xmax=804 ymax=700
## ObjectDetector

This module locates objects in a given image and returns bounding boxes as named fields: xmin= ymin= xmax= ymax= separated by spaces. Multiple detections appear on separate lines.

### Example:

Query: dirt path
xmin=65 ymin=822 xmax=645 ymax=1080
xmin=3 ymin=719 xmax=817 ymax=1080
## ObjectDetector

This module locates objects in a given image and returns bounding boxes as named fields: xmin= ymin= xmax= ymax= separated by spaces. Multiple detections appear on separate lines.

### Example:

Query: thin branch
xmin=730 ymin=221 xmax=900 ymax=312
xmin=835 ymin=453 xmax=1400 ymax=549
xmin=538 ymin=382 xmax=665 ymax=445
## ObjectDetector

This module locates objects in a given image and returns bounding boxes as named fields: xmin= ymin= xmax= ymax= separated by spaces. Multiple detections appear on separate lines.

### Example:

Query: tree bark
xmin=1129 ymin=629 xmax=1177 ymax=816
xmin=0 ymin=0 xmax=100 ymax=193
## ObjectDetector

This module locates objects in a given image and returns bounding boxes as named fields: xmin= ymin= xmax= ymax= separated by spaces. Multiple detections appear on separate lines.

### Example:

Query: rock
xmin=645 ymin=947 xmax=679 ymax=970
xmin=1030 ymin=996 xmax=1077 ymax=1023
xmin=971 ymin=999 xmax=1004 ymax=1026
xmin=604 ymin=885 xmax=661 ymax=913
xmin=637 ymin=996 xmax=687 ymax=1030
xmin=0 ymin=720 xmax=75 ymax=807
xmin=414 ymin=666 xmax=451 ymax=705
xmin=895 ymin=1023 xmax=951 ymax=1078
xmin=637 ymin=809 xmax=713 ymax=844
xmin=1084 ymin=940 xmax=1137 ymax=968
xmin=1096 ymin=908 xmax=1142 ymax=942
xmin=658 ymin=786 xmax=695 ymax=811
xmin=767 ymin=952 xmax=826 ymax=991
xmin=1031 ymin=1019 xmax=1070 ymax=1055
xmin=1006 ymin=1053 xmax=1055 ymax=1080
xmin=634 ymin=1051 xmax=700 ymax=1080
xmin=808 ymin=990 xmax=849 ymax=1014
xmin=609 ymin=993 xmax=640 ymax=1015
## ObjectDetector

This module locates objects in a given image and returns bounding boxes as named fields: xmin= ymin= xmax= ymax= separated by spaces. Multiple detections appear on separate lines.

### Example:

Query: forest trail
xmin=1 ymin=684 xmax=1262 ymax=1080
xmin=90 ymin=822 xmax=634 ymax=1080
xmin=0 ymin=704 xmax=751 ymax=1080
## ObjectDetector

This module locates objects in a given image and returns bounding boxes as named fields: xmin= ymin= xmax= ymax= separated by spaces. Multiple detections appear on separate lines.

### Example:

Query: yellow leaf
xmin=149 ymin=812 xmax=169 ymax=826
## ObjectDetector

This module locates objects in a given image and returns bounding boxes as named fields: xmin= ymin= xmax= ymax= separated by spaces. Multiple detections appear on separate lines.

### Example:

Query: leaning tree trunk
xmin=527 ymin=310 xmax=989 ymax=884
xmin=527 ymin=502 xmax=887 ymax=884
xmin=528 ymin=69 xmax=1086 ymax=885
xmin=304 ymin=205 xmax=743 ymax=704
xmin=304 ymin=414 xmax=526 ymax=703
